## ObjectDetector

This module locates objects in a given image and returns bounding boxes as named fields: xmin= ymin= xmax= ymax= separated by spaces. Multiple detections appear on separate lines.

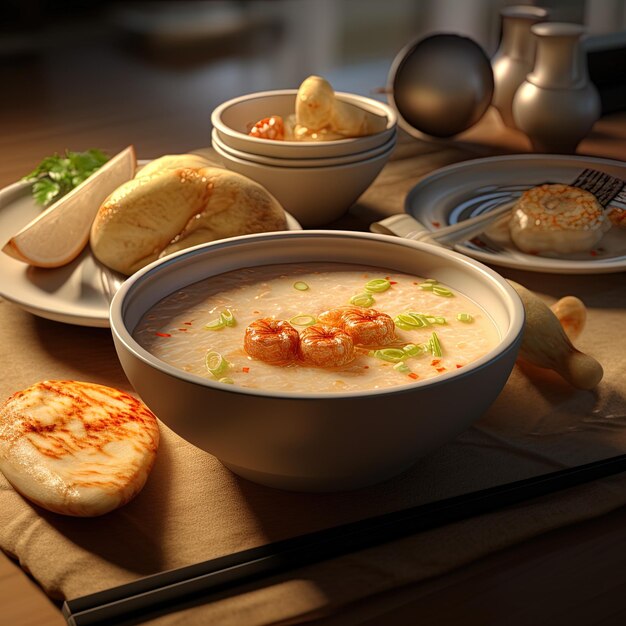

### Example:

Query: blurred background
xmin=0 ymin=0 xmax=624 ymax=175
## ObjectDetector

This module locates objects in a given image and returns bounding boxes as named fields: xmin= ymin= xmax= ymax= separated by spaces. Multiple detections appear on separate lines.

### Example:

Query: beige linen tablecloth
xmin=1 ymin=140 xmax=625 ymax=625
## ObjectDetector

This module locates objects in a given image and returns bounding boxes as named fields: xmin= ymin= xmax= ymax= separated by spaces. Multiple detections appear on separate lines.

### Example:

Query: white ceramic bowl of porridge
xmin=110 ymin=231 xmax=524 ymax=492
xmin=211 ymin=90 xmax=397 ymax=159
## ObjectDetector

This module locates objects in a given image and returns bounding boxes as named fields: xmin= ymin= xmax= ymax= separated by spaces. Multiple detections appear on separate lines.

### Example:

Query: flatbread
xmin=0 ymin=381 xmax=159 ymax=517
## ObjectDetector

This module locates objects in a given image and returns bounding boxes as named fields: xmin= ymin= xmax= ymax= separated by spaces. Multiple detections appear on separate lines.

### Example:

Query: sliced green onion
xmin=408 ymin=313 xmax=446 ymax=325
xmin=397 ymin=313 xmax=419 ymax=325
xmin=204 ymin=318 xmax=225 ymax=331
xmin=364 ymin=278 xmax=391 ymax=293
xmin=426 ymin=315 xmax=447 ymax=325
xmin=429 ymin=332 xmax=443 ymax=357
xmin=457 ymin=312 xmax=474 ymax=323
xmin=393 ymin=362 xmax=411 ymax=373
xmin=371 ymin=348 xmax=407 ymax=363
xmin=205 ymin=309 xmax=237 ymax=330
xmin=394 ymin=311 xmax=446 ymax=330
xmin=394 ymin=321 xmax=412 ymax=331
xmin=349 ymin=292 xmax=375 ymax=307
xmin=432 ymin=285 xmax=454 ymax=297
xmin=419 ymin=282 xmax=434 ymax=291
xmin=289 ymin=314 xmax=317 ymax=327
xmin=205 ymin=350 xmax=230 ymax=377
xmin=402 ymin=343 xmax=423 ymax=357
xmin=423 ymin=278 xmax=438 ymax=284
xmin=219 ymin=309 xmax=236 ymax=327
xmin=293 ymin=281 xmax=309 ymax=291
xmin=394 ymin=313 xmax=420 ymax=330
xmin=218 ymin=377 xmax=234 ymax=385
xmin=409 ymin=313 xmax=431 ymax=327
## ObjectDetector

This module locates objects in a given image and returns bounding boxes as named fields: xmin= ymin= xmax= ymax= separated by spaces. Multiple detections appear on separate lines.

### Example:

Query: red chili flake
xmin=412 ymin=281 xmax=418 ymax=285
xmin=155 ymin=332 xmax=171 ymax=337
xmin=408 ymin=373 xmax=419 ymax=380
xmin=431 ymin=359 xmax=441 ymax=366
xmin=183 ymin=321 xmax=193 ymax=326
xmin=456 ymin=364 xmax=463 ymax=369
xmin=242 ymin=367 xmax=250 ymax=373
xmin=389 ymin=281 xmax=398 ymax=285
xmin=363 ymin=365 xmax=370 ymax=369
xmin=432 ymin=220 xmax=441 ymax=228
xmin=178 ymin=328 xmax=188 ymax=332
xmin=589 ymin=250 xmax=598 ymax=256
xmin=436 ymin=367 xmax=447 ymax=373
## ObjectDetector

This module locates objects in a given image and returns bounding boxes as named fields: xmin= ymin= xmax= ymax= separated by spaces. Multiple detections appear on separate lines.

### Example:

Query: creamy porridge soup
xmin=133 ymin=263 xmax=500 ymax=393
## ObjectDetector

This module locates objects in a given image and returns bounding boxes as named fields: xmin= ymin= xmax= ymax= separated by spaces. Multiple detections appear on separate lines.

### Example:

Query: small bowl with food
xmin=109 ymin=230 xmax=524 ymax=492
xmin=211 ymin=76 xmax=397 ymax=159
xmin=210 ymin=76 xmax=397 ymax=226
xmin=212 ymin=129 xmax=396 ymax=227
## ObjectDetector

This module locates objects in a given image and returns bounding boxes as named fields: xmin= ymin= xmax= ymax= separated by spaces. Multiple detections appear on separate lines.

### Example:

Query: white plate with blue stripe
xmin=405 ymin=154 xmax=626 ymax=274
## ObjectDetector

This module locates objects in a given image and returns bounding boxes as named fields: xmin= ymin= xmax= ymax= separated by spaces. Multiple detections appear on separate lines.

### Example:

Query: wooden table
xmin=1 ymin=31 xmax=626 ymax=626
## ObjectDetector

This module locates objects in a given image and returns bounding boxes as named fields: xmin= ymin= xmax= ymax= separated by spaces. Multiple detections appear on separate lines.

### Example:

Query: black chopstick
xmin=63 ymin=453 xmax=626 ymax=626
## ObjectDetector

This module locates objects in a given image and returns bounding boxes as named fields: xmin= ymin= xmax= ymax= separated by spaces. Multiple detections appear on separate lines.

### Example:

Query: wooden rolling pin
xmin=508 ymin=281 xmax=603 ymax=390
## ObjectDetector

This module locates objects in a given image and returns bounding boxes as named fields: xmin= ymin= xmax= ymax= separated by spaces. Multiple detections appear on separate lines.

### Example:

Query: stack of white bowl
xmin=211 ymin=90 xmax=397 ymax=227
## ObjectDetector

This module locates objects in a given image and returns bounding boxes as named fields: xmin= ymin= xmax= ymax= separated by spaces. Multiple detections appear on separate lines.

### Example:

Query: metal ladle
xmin=388 ymin=33 xmax=494 ymax=139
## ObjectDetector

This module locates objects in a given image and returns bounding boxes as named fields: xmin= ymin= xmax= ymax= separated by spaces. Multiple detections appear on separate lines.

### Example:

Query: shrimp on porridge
xmin=316 ymin=306 xmax=358 ymax=327
xmin=318 ymin=306 xmax=396 ymax=346
xmin=244 ymin=318 xmax=299 ymax=364
xmin=297 ymin=324 xmax=355 ymax=367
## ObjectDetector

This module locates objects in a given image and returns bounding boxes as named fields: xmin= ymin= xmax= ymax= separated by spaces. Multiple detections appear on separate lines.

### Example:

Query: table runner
xmin=1 ymin=138 xmax=625 ymax=625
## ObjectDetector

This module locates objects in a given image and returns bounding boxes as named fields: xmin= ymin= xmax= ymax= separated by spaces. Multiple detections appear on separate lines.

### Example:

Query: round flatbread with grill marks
xmin=0 ymin=380 xmax=159 ymax=517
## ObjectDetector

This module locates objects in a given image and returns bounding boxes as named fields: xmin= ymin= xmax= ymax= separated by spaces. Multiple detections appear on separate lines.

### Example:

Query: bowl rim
xmin=110 ymin=230 xmax=524 ymax=401
xmin=212 ymin=134 xmax=396 ymax=172
xmin=211 ymin=127 xmax=398 ymax=167
xmin=211 ymin=89 xmax=397 ymax=149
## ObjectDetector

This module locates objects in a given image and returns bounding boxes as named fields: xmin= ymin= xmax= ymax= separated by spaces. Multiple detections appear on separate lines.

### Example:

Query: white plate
xmin=405 ymin=154 xmax=626 ymax=274
xmin=0 ymin=167 xmax=302 ymax=327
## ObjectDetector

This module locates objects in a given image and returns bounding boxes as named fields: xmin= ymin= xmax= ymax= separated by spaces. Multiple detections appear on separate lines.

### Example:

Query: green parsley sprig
xmin=22 ymin=149 xmax=110 ymax=206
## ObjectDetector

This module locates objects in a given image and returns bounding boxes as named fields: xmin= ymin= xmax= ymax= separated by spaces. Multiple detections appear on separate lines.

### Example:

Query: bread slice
xmin=90 ymin=154 xmax=288 ymax=275
xmin=0 ymin=380 xmax=159 ymax=517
